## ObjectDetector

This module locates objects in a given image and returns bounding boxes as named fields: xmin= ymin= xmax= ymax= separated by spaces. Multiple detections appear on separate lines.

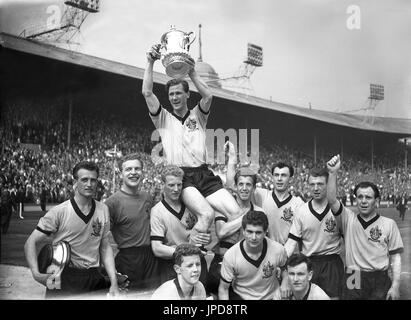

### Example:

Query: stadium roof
xmin=1 ymin=32 xmax=410 ymax=135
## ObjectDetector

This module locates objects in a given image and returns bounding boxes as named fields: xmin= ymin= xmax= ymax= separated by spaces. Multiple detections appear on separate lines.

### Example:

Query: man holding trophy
xmin=142 ymin=26 xmax=245 ymax=253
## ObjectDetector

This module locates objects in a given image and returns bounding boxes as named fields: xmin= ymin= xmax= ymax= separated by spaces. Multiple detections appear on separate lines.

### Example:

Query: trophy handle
xmin=183 ymin=31 xmax=196 ymax=51
xmin=186 ymin=31 xmax=196 ymax=45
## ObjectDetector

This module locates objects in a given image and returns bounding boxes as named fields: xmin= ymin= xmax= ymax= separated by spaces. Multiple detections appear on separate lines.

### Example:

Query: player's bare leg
xmin=182 ymin=186 xmax=215 ymax=234
xmin=206 ymin=188 xmax=244 ymax=220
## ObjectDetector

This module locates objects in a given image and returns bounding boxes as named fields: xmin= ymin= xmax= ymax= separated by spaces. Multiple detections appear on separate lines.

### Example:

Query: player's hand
xmin=224 ymin=141 xmax=237 ymax=163
xmin=386 ymin=286 xmax=400 ymax=300
xmin=279 ymin=274 xmax=292 ymax=299
xmin=116 ymin=272 xmax=130 ymax=291
xmin=32 ymin=270 xmax=54 ymax=287
xmin=107 ymin=284 xmax=121 ymax=299
xmin=327 ymin=154 xmax=341 ymax=173
xmin=189 ymin=229 xmax=211 ymax=246
xmin=146 ymin=44 xmax=161 ymax=62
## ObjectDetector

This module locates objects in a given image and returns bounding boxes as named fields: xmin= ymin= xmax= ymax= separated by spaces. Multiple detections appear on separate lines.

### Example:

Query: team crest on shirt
xmin=185 ymin=117 xmax=198 ymax=131
xmin=368 ymin=226 xmax=382 ymax=242
xmin=91 ymin=219 xmax=102 ymax=237
xmin=185 ymin=212 xmax=197 ymax=230
xmin=262 ymin=261 xmax=275 ymax=279
xmin=280 ymin=207 xmax=293 ymax=223
xmin=324 ymin=217 xmax=337 ymax=233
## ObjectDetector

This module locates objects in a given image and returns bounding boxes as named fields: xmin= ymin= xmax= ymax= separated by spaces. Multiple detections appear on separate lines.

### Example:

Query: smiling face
xmin=175 ymin=254 xmax=201 ymax=286
xmin=75 ymin=169 xmax=98 ymax=199
xmin=308 ymin=175 xmax=327 ymax=201
xmin=273 ymin=167 xmax=291 ymax=192
xmin=356 ymin=187 xmax=378 ymax=217
xmin=236 ymin=176 xmax=255 ymax=202
xmin=287 ymin=262 xmax=312 ymax=294
xmin=168 ymin=83 xmax=189 ymax=113
xmin=121 ymin=159 xmax=143 ymax=190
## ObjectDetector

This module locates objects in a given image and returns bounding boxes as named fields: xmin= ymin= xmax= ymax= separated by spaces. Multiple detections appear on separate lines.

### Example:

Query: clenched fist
xmin=146 ymin=44 xmax=161 ymax=62
xmin=327 ymin=154 xmax=341 ymax=173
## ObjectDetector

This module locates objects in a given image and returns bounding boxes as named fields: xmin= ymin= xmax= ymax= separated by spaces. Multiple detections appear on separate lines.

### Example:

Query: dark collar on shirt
xmin=302 ymin=283 xmax=311 ymax=300
xmin=174 ymin=278 xmax=194 ymax=300
xmin=162 ymin=196 xmax=186 ymax=221
xmin=272 ymin=191 xmax=292 ymax=208
xmin=308 ymin=200 xmax=330 ymax=222
xmin=240 ymin=238 xmax=268 ymax=268
xmin=70 ymin=197 xmax=95 ymax=224
xmin=235 ymin=195 xmax=255 ymax=212
xmin=357 ymin=214 xmax=380 ymax=230
xmin=171 ymin=109 xmax=191 ymax=124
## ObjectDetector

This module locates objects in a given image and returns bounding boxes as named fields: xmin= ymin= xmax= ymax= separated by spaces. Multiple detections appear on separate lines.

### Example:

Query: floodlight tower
xmin=363 ymin=83 xmax=384 ymax=125
xmin=364 ymin=83 xmax=384 ymax=171
xmin=220 ymin=43 xmax=263 ymax=95
xmin=19 ymin=0 xmax=100 ymax=50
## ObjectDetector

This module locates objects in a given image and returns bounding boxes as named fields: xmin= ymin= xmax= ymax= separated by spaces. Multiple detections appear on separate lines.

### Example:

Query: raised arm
xmin=224 ymin=141 xmax=237 ymax=190
xmin=326 ymin=154 xmax=342 ymax=213
xmin=188 ymin=68 xmax=213 ymax=113
xmin=142 ymin=44 xmax=161 ymax=114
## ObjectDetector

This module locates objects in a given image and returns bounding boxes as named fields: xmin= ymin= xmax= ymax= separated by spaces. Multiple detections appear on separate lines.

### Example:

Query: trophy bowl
xmin=161 ymin=26 xmax=196 ymax=79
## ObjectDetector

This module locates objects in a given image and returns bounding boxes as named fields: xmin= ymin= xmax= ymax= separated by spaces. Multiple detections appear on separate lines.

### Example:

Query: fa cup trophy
xmin=160 ymin=25 xmax=196 ymax=79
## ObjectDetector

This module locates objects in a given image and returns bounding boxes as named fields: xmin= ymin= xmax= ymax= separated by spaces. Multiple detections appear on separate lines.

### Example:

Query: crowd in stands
xmin=1 ymin=101 xmax=410 ymax=209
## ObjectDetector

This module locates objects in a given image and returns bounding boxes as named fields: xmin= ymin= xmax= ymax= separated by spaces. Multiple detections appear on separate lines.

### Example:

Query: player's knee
xmin=196 ymin=207 xmax=214 ymax=226
xmin=203 ymin=207 xmax=215 ymax=223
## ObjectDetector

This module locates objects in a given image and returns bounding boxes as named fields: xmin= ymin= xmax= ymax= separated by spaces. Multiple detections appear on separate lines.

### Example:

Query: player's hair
xmin=234 ymin=167 xmax=257 ymax=186
xmin=72 ymin=161 xmax=99 ymax=179
xmin=271 ymin=162 xmax=294 ymax=177
xmin=173 ymin=243 xmax=202 ymax=266
xmin=309 ymin=167 xmax=329 ymax=181
xmin=118 ymin=153 xmax=143 ymax=171
xmin=287 ymin=253 xmax=313 ymax=272
xmin=242 ymin=210 xmax=269 ymax=232
xmin=161 ymin=165 xmax=184 ymax=182
xmin=354 ymin=181 xmax=380 ymax=199
xmin=166 ymin=79 xmax=190 ymax=94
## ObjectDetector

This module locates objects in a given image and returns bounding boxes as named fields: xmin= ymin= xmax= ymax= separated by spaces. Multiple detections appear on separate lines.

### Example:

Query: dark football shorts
xmin=206 ymin=253 xmax=223 ymax=295
xmin=310 ymin=254 xmax=344 ymax=299
xmin=115 ymin=245 xmax=161 ymax=290
xmin=181 ymin=164 xmax=223 ymax=198
xmin=45 ymin=266 xmax=107 ymax=299
xmin=342 ymin=269 xmax=391 ymax=300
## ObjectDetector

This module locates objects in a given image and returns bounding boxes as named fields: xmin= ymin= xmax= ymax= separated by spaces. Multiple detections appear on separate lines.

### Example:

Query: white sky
xmin=1 ymin=0 xmax=411 ymax=119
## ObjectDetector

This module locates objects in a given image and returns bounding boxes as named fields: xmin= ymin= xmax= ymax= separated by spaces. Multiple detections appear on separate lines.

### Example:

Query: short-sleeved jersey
xmin=212 ymin=202 xmax=263 ymax=255
xmin=105 ymin=190 xmax=152 ymax=248
xmin=254 ymin=188 xmax=304 ymax=245
xmin=273 ymin=283 xmax=330 ymax=300
xmin=36 ymin=198 xmax=110 ymax=269
xmin=151 ymin=278 xmax=206 ymax=300
xmin=150 ymin=104 xmax=209 ymax=167
xmin=288 ymin=200 xmax=341 ymax=256
xmin=150 ymin=199 xmax=197 ymax=246
xmin=335 ymin=203 xmax=404 ymax=271
xmin=220 ymin=238 xmax=287 ymax=300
